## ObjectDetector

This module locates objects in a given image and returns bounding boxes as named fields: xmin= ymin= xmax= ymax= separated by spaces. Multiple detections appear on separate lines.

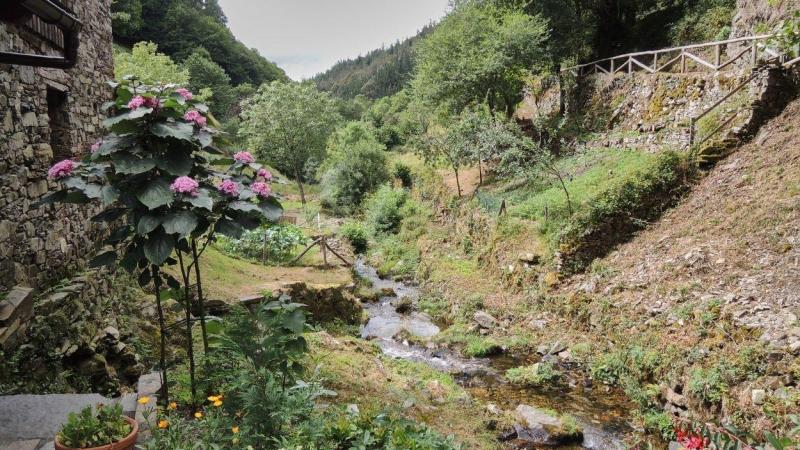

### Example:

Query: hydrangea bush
xmin=35 ymin=78 xmax=282 ymax=405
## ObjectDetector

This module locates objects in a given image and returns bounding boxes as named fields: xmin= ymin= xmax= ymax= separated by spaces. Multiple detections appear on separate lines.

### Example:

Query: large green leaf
xmin=162 ymin=211 xmax=198 ymax=236
xmin=91 ymin=208 xmax=126 ymax=223
xmin=94 ymin=135 xmax=136 ymax=157
xmin=83 ymin=183 xmax=103 ymax=199
xmin=185 ymin=189 xmax=213 ymax=210
xmin=143 ymin=230 xmax=175 ymax=266
xmin=151 ymin=122 xmax=195 ymax=141
xmin=101 ymin=185 xmax=120 ymax=205
xmin=103 ymin=108 xmax=152 ymax=128
xmin=136 ymin=179 xmax=173 ymax=210
xmin=113 ymin=152 xmax=156 ymax=175
xmin=259 ymin=197 xmax=284 ymax=222
xmin=31 ymin=189 xmax=67 ymax=207
xmin=89 ymin=250 xmax=118 ymax=268
xmin=137 ymin=214 xmax=162 ymax=235
xmin=156 ymin=148 xmax=193 ymax=176
xmin=229 ymin=200 xmax=261 ymax=214
xmin=215 ymin=218 xmax=243 ymax=239
xmin=196 ymin=130 xmax=213 ymax=148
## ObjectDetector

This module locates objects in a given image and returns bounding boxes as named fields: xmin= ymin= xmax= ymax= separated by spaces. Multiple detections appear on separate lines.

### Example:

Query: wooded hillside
xmin=313 ymin=26 xmax=432 ymax=99
xmin=111 ymin=0 xmax=287 ymax=86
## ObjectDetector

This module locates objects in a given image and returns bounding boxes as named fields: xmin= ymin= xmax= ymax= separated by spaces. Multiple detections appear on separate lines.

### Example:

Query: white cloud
xmin=218 ymin=0 xmax=450 ymax=80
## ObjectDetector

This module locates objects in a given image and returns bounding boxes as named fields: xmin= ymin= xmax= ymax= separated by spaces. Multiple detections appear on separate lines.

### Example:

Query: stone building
xmin=0 ymin=0 xmax=114 ymax=293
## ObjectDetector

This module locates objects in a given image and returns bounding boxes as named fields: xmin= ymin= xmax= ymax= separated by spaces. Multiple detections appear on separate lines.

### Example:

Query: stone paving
xmin=0 ymin=372 xmax=161 ymax=450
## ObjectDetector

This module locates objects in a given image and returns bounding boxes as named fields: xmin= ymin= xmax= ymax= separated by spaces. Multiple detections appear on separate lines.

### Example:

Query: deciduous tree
xmin=240 ymin=82 xmax=341 ymax=204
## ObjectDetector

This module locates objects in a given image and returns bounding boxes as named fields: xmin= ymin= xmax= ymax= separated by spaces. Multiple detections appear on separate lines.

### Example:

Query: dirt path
xmin=440 ymin=165 xmax=483 ymax=196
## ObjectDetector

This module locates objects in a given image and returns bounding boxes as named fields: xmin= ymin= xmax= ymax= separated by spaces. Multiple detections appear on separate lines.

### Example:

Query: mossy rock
xmin=273 ymin=282 xmax=363 ymax=325
xmin=514 ymin=405 xmax=583 ymax=446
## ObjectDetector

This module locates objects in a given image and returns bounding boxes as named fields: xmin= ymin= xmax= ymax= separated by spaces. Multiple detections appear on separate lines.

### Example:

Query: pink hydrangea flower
xmin=90 ymin=140 xmax=103 ymax=153
xmin=48 ymin=159 xmax=75 ymax=179
xmin=127 ymin=96 xmax=146 ymax=109
xmin=184 ymin=110 xmax=207 ymax=127
xmin=144 ymin=96 xmax=160 ymax=109
xmin=233 ymin=151 xmax=255 ymax=164
xmin=218 ymin=179 xmax=239 ymax=197
xmin=257 ymin=169 xmax=272 ymax=180
xmin=170 ymin=176 xmax=200 ymax=197
xmin=176 ymin=88 xmax=193 ymax=100
xmin=251 ymin=181 xmax=271 ymax=198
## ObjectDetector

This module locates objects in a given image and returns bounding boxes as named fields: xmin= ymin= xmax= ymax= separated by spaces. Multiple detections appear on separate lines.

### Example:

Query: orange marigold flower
xmin=232 ymin=426 xmax=239 ymax=434
xmin=167 ymin=402 xmax=177 ymax=410
xmin=158 ymin=420 xmax=169 ymax=429
xmin=213 ymin=400 xmax=223 ymax=407
xmin=194 ymin=411 xmax=203 ymax=419
xmin=137 ymin=396 xmax=150 ymax=405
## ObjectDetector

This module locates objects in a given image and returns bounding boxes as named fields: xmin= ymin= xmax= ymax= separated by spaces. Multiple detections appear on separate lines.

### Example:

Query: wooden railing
xmin=562 ymin=35 xmax=778 ymax=77
xmin=688 ymin=55 xmax=799 ymax=149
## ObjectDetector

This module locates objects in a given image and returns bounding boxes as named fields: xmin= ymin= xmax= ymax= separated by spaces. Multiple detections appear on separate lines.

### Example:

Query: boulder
xmin=243 ymin=282 xmax=363 ymax=325
xmin=393 ymin=297 xmax=413 ymax=314
xmin=514 ymin=405 xmax=583 ymax=446
xmin=473 ymin=311 xmax=499 ymax=329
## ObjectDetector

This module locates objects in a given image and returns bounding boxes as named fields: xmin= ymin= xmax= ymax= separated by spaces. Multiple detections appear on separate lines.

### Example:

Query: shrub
xmin=320 ymin=122 xmax=389 ymax=214
xmin=216 ymin=224 xmax=308 ymax=264
xmin=642 ymin=410 xmax=676 ymax=441
xmin=688 ymin=366 xmax=727 ymax=404
xmin=320 ymin=141 xmax=389 ymax=214
xmin=340 ymin=221 xmax=369 ymax=254
xmin=363 ymin=185 xmax=409 ymax=234
xmin=394 ymin=162 xmax=413 ymax=189
xmin=506 ymin=361 xmax=562 ymax=387
xmin=58 ymin=403 xmax=131 ymax=448
xmin=283 ymin=410 xmax=462 ymax=449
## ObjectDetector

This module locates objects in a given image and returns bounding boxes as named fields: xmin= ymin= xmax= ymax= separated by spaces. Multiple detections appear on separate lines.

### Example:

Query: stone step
xmin=0 ymin=394 xmax=110 ymax=443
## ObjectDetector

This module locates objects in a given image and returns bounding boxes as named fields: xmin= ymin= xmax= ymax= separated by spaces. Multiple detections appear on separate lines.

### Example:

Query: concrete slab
xmin=0 ymin=394 xmax=110 ymax=441
xmin=0 ymin=439 xmax=40 ymax=450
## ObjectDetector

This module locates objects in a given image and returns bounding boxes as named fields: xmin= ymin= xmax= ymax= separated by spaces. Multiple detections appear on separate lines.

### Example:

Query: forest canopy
xmin=111 ymin=0 xmax=287 ymax=86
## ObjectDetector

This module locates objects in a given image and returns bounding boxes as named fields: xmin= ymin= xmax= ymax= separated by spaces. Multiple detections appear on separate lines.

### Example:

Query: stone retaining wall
xmin=0 ymin=1 xmax=114 ymax=293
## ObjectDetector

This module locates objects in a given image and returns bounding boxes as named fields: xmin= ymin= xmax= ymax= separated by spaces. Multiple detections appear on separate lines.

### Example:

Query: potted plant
xmin=55 ymin=403 xmax=138 ymax=450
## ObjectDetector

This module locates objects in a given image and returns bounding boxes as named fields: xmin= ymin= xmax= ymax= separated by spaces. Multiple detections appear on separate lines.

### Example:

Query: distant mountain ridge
xmin=313 ymin=25 xmax=433 ymax=100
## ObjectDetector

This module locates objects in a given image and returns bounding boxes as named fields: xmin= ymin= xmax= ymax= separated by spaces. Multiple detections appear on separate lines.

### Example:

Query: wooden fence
xmin=562 ymin=35 xmax=779 ymax=77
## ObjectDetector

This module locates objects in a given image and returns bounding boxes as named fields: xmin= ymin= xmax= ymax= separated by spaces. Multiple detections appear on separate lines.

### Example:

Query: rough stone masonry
xmin=0 ymin=0 xmax=114 ymax=293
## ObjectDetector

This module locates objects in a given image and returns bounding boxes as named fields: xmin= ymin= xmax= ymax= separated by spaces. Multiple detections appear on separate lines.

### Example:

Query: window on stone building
xmin=47 ymin=87 xmax=71 ymax=161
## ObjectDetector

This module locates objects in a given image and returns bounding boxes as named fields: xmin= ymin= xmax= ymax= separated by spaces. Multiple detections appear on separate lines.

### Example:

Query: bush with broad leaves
xmin=34 ymin=77 xmax=283 ymax=405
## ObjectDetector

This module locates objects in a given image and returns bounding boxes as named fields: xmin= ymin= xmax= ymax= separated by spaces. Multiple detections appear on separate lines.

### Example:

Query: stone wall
xmin=0 ymin=1 xmax=114 ymax=293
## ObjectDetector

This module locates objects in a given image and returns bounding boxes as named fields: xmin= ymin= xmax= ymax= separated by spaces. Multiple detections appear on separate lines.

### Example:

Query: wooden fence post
xmin=715 ymin=44 xmax=721 ymax=70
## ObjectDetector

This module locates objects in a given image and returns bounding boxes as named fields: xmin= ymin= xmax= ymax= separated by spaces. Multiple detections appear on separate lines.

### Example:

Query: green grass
xmin=507 ymin=149 xmax=660 ymax=244
xmin=505 ymin=361 xmax=562 ymax=387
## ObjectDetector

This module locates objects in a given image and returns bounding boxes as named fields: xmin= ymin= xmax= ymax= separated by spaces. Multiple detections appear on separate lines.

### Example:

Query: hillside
xmin=313 ymin=26 xmax=432 ymax=99
xmin=111 ymin=0 xmax=287 ymax=86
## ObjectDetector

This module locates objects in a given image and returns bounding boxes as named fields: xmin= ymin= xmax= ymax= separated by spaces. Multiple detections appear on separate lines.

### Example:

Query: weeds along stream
xmin=354 ymin=258 xmax=652 ymax=449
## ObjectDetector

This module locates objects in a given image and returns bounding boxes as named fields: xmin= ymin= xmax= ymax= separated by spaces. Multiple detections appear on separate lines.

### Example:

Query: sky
xmin=218 ymin=0 xmax=451 ymax=81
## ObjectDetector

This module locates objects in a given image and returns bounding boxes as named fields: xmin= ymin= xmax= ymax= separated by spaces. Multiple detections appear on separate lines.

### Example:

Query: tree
xmin=241 ymin=82 xmax=341 ymax=204
xmin=35 ymin=80 xmax=282 ymax=407
xmin=114 ymin=41 xmax=189 ymax=85
xmin=418 ymin=122 xmax=472 ymax=198
xmin=319 ymin=143 xmax=389 ymax=214
xmin=111 ymin=0 xmax=143 ymax=37
xmin=184 ymin=48 xmax=236 ymax=120
xmin=412 ymin=2 xmax=550 ymax=116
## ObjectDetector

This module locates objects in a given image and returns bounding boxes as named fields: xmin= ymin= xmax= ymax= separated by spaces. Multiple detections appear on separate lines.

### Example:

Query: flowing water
xmin=354 ymin=259 xmax=646 ymax=449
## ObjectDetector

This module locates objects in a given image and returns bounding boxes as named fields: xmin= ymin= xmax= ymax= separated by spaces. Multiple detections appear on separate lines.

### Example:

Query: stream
xmin=354 ymin=259 xmax=646 ymax=449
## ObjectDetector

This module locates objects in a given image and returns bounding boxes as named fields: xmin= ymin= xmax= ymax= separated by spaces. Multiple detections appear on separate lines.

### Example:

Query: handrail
xmin=688 ymin=55 xmax=798 ymax=149
xmin=562 ymin=34 xmax=774 ymax=74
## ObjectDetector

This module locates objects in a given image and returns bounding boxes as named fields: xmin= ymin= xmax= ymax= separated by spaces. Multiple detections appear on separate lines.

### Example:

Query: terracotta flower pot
xmin=55 ymin=416 xmax=139 ymax=450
